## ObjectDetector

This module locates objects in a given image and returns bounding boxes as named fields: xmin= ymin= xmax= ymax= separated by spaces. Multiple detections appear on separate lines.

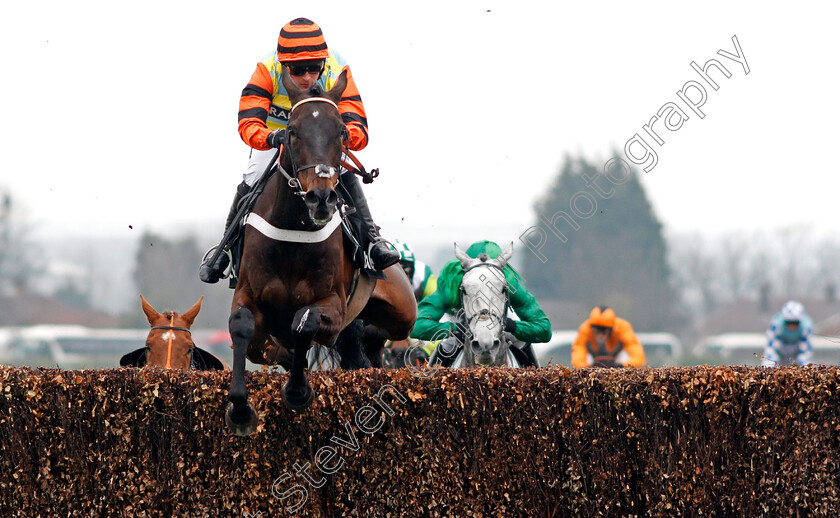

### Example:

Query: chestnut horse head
xmin=120 ymin=295 xmax=227 ymax=371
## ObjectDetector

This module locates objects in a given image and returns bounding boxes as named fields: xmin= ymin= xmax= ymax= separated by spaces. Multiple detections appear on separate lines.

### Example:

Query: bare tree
xmin=807 ymin=237 xmax=840 ymax=299
xmin=669 ymin=233 xmax=720 ymax=318
xmin=718 ymin=232 xmax=751 ymax=302
xmin=0 ymin=189 xmax=43 ymax=295
xmin=774 ymin=225 xmax=812 ymax=297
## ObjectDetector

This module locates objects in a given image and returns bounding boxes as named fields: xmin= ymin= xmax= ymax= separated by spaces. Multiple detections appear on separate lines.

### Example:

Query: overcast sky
xmin=2 ymin=1 xmax=838 ymax=252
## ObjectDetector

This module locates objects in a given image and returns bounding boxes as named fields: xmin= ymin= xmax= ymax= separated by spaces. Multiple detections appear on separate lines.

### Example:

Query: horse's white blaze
xmin=312 ymin=110 xmax=319 ymax=118
xmin=161 ymin=331 xmax=173 ymax=341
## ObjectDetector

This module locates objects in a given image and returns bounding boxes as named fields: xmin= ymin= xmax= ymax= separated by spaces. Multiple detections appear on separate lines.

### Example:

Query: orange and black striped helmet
xmin=277 ymin=18 xmax=329 ymax=62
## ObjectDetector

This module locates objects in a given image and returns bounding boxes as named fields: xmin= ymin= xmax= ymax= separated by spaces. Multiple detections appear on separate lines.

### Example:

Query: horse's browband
xmin=150 ymin=325 xmax=192 ymax=334
xmin=290 ymin=97 xmax=338 ymax=113
xmin=464 ymin=262 xmax=505 ymax=274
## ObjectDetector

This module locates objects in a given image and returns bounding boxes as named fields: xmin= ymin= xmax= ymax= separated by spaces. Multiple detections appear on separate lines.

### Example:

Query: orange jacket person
xmin=572 ymin=306 xmax=646 ymax=368
xmin=199 ymin=17 xmax=400 ymax=285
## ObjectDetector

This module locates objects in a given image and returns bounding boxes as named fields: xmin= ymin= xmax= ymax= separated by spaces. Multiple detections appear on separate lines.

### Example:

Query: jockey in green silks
xmin=391 ymin=239 xmax=437 ymax=302
xmin=410 ymin=240 xmax=551 ymax=365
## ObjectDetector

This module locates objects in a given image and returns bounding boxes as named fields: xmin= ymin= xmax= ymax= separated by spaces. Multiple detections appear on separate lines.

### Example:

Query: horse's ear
xmin=326 ymin=68 xmax=348 ymax=104
xmin=454 ymin=243 xmax=471 ymax=268
xmin=140 ymin=294 xmax=160 ymax=324
xmin=281 ymin=67 xmax=305 ymax=104
xmin=182 ymin=296 xmax=204 ymax=327
xmin=496 ymin=242 xmax=514 ymax=267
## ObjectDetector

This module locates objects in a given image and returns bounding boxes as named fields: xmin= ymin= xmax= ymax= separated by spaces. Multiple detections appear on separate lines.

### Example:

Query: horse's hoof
xmin=225 ymin=401 xmax=258 ymax=436
xmin=282 ymin=381 xmax=315 ymax=411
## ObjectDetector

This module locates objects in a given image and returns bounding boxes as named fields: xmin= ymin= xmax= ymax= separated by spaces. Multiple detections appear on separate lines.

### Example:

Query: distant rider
xmin=383 ymin=239 xmax=438 ymax=365
xmin=392 ymin=239 xmax=437 ymax=302
xmin=572 ymin=306 xmax=646 ymax=368
xmin=410 ymin=240 xmax=551 ymax=367
xmin=762 ymin=300 xmax=813 ymax=367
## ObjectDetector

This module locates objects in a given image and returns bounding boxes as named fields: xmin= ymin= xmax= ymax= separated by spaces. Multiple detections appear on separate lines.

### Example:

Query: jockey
xmin=199 ymin=17 xmax=400 ymax=284
xmin=410 ymin=240 xmax=551 ymax=367
xmin=391 ymin=239 xmax=437 ymax=302
xmin=572 ymin=306 xmax=646 ymax=368
xmin=381 ymin=239 xmax=437 ymax=367
xmin=763 ymin=300 xmax=813 ymax=367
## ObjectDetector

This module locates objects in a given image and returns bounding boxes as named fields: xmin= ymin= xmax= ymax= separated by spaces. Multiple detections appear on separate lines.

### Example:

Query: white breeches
xmin=243 ymin=148 xmax=279 ymax=187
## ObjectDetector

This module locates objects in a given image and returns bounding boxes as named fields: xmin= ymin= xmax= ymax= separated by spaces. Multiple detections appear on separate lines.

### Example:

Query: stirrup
xmin=366 ymin=240 xmax=400 ymax=271
xmin=201 ymin=245 xmax=233 ymax=280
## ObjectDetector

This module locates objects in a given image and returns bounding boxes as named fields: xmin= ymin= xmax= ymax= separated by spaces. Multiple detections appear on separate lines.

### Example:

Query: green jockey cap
xmin=436 ymin=240 xmax=523 ymax=310
xmin=390 ymin=239 xmax=415 ymax=264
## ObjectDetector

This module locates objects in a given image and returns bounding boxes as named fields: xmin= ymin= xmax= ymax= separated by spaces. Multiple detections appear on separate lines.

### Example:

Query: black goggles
xmin=286 ymin=62 xmax=324 ymax=76
xmin=591 ymin=325 xmax=612 ymax=334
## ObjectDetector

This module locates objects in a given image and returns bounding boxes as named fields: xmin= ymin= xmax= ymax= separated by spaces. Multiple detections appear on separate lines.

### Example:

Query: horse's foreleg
xmin=282 ymin=306 xmax=321 ymax=410
xmin=283 ymin=298 xmax=345 ymax=410
xmin=225 ymin=306 xmax=259 ymax=436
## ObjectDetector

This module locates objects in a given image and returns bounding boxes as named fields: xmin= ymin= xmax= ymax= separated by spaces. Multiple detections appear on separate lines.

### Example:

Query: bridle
xmin=460 ymin=262 xmax=510 ymax=341
xmin=275 ymin=96 xmax=348 ymax=198
xmin=148 ymin=313 xmax=194 ymax=369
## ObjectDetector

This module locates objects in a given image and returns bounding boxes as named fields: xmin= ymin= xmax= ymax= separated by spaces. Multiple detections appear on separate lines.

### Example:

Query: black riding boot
xmin=519 ymin=342 xmax=540 ymax=368
xmin=340 ymin=170 xmax=400 ymax=271
xmin=199 ymin=181 xmax=250 ymax=283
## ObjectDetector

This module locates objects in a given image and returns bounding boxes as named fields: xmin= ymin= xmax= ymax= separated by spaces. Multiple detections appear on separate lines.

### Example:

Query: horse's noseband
xmin=296 ymin=163 xmax=338 ymax=178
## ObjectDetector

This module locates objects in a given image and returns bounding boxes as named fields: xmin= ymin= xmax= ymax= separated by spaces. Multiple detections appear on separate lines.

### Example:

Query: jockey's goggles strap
xmin=290 ymin=97 xmax=339 ymax=113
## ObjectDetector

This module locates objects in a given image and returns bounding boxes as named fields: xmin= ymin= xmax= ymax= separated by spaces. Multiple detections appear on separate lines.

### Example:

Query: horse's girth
xmin=343 ymin=271 xmax=376 ymax=328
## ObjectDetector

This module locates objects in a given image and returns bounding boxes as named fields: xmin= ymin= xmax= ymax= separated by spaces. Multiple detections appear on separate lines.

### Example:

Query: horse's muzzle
xmin=472 ymin=338 xmax=500 ymax=366
xmin=304 ymin=187 xmax=338 ymax=225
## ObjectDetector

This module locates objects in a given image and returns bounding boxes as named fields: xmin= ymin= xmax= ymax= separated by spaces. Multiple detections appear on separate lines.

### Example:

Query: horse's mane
xmin=308 ymin=85 xmax=324 ymax=96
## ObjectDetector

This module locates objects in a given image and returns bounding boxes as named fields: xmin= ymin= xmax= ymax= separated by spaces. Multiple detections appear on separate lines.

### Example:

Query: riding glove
xmin=452 ymin=324 xmax=466 ymax=343
xmin=504 ymin=318 xmax=517 ymax=334
xmin=266 ymin=128 xmax=286 ymax=148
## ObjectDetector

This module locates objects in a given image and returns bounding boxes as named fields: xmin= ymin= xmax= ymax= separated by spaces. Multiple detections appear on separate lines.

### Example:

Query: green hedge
xmin=1 ymin=365 xmax=839 ymax=517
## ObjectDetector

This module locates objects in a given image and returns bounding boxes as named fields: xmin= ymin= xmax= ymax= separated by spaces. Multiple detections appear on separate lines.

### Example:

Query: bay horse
xmin=225 ymin=68 xmax=417 ymax=436
xmin=120 ymin=295 xmax=228 ymax=371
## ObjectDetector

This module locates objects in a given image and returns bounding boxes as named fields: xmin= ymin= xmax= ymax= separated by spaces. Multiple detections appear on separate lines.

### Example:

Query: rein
xmin=149 ymin=315 xmax=194 ymax=369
